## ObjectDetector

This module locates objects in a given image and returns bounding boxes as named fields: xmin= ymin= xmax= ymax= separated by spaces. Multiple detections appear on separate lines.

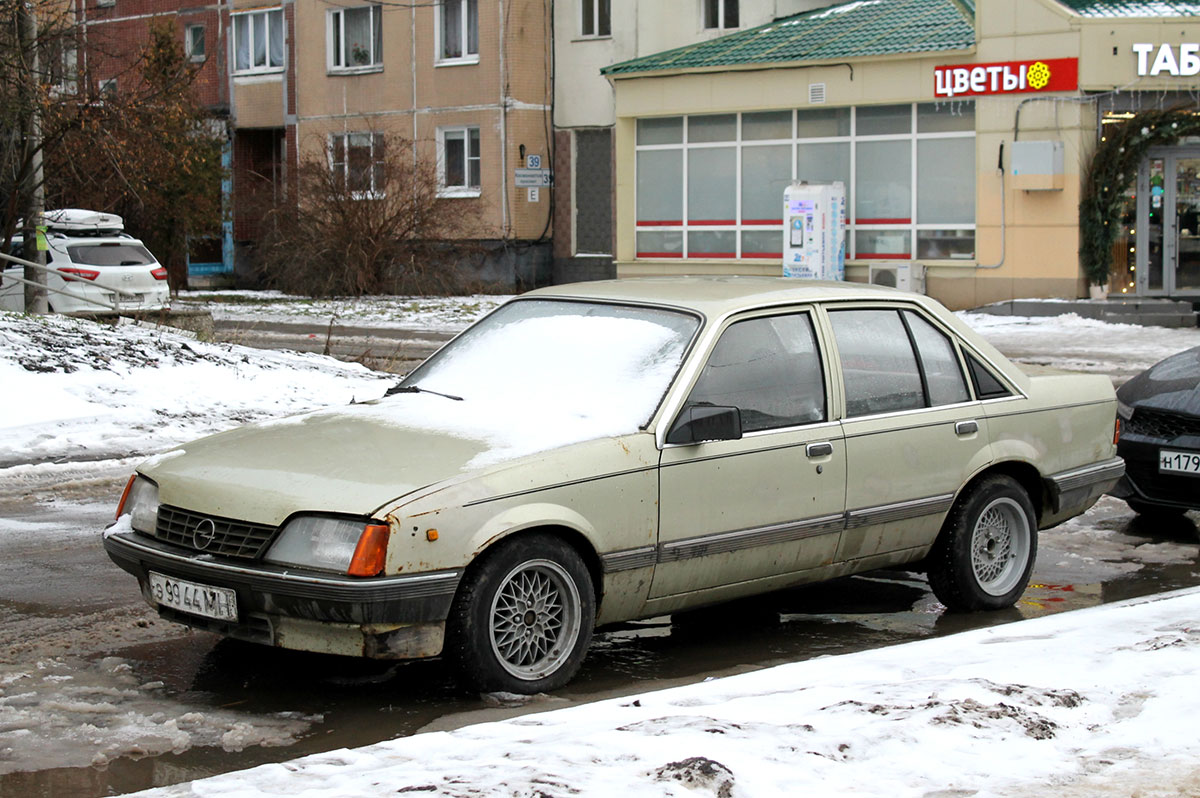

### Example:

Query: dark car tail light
xmin=151 ymin=267 xmax=168 ymax=280
xmin=61 ymin=267 xmax=100 ymax=282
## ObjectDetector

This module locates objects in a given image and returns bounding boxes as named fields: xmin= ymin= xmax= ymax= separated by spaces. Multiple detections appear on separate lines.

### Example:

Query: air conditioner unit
xmin=868 ymin=262 xmax=925 ymax=294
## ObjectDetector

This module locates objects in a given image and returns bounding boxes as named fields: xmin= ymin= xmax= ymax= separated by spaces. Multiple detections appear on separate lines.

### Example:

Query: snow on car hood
xmin=140 ymin=310 xmax=694 ymax=525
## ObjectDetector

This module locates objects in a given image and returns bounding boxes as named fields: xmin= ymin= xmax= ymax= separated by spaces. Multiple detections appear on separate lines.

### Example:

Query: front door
xmin=652 ymin=309 xmax=846 ymax=600
xmin=1139 ymin=148 xmax=1200 ymax=296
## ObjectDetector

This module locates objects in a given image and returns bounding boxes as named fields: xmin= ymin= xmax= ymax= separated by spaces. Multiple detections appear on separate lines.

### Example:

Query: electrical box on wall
xmin=1011 ymin=140 xmax=1064 ymax=191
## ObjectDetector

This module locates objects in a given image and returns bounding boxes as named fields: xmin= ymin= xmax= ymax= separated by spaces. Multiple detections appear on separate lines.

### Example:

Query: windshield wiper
xmin=384 ymin=383 xmax=463 ymax=401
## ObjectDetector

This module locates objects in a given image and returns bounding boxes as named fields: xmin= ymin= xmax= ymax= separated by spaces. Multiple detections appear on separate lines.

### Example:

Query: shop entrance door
xmin=1139 ymin=148 xmax=1200 ymax=296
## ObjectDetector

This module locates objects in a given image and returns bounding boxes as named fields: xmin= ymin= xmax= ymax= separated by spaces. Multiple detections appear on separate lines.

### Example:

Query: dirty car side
xmin=103 ymin=278 xmax=1124 ymax=693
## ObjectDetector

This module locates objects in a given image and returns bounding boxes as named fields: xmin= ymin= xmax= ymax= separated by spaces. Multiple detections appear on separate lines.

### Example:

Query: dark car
xmin=1111 ymin=345 xmax=1200 ymax=516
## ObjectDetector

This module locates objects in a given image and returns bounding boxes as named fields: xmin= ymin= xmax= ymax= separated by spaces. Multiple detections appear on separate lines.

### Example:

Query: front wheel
xmin=927 ymin=475 xmax=1037 ymax=612
xmin=447 ymin=534 xmax=595 ymax=694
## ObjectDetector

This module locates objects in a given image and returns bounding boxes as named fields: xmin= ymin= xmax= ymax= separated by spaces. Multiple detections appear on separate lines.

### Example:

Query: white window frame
xmin=233 ymin=8 xmax=285 ymax=75
xmin=436 ymin=0 xmax=478 ymax=65
xmin=327 ymin=5 xmax=383 ymax=73
xmin=632 ymin=103 xmax=976 ymax=261
xmin=702 ymin=0 xmax=739 ymax=30
xmin=580 ymin=0 xmax=610 ymax=38
xmin=185 ymin=24 xmax=206 ymax=62
xmin=437 ymin=126 xmax=481 ymax=197
xmin=328 ymin=132 xmax=387 ymax=200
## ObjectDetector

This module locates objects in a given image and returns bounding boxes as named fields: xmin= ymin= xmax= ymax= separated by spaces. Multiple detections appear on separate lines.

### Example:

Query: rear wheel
xmin=928 ymin=475 xmax=1037 ymax=611
xmin=447 ymin=534 xmax=594 ymax=694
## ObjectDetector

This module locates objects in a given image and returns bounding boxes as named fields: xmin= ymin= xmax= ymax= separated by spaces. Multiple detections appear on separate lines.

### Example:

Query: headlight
xmin=1117 ymin=399 xmax=1134 ymax=421
xmin=116 ymin=475 xmax=159 ymax=534
xmin=264 ymin=516 xmax=390 ymax=576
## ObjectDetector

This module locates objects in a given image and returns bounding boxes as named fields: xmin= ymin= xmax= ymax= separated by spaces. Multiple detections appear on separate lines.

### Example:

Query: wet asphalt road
xmin=0 ymin=319 xmax=1198 ymax=797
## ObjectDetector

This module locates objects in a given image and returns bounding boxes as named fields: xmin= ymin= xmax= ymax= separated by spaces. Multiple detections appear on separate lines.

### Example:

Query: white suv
xmin=0 ymin=209 xmax=170 ymax=315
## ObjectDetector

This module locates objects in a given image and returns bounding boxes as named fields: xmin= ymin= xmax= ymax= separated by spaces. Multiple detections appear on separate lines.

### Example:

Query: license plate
xmin=148 ymin=572 xmax=238 ymax=622
xmin=1159 ymin=449 xmax=1200 ymax=475
xmin=118 ymin=293 xmax=142 ymax=304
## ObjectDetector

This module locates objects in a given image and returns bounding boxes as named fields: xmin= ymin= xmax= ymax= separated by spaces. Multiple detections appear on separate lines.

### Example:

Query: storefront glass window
xmin=742 ymin=145 xmax=790 ymax=223
xmin=636 ymin=150 xmax=682 ymax=223
xmin=917 ymin=102 xmax=974 ymax=133
xmin=689 ymin=114 xmax=737 ymax=143
xmin=917 ymin=138 xmax=974 ymax=224
xmin=633 ymin=103 xmax=973 ymax=261
xmin=688 ymin=147 xmax=736 ymax=222
xmin=856 ymin=140 xmax=911 ymax=222
xmin=856 ymin=104 xmax=910 ymax=136
xmin=796 ymin=108 xmax=850 ymax=138
xmin=637 ymin=117 xmax=683 ymax=146
xmin=743 ymin=111 xmax=792 ymax=141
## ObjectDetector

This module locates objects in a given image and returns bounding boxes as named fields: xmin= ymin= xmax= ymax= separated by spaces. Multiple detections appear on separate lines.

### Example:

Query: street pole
xmin=20 ymin=0 xmax=49 ymax=314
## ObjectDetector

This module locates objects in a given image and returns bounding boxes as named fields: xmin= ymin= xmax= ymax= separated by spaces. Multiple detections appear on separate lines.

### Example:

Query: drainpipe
xmin=499 ymin=0 xmax=509 ymax=238
xmin=976 ymin=141 xmax=1006 ymax=270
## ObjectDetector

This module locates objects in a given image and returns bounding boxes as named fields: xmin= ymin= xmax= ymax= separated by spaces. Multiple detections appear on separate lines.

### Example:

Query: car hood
xmin=139 ymin=399 xmax=509 ymax=526
xmin=1117 ymin=345 xmax=1200 ymax=414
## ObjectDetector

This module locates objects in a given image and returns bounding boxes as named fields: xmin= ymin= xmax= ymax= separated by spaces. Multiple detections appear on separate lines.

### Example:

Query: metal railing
xmin=0 ymin=249 xmax=119 ymax=312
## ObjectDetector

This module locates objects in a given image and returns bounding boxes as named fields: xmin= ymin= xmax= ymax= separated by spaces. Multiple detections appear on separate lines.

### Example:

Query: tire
xmin=927 ymin=475 xmax=1037 ymax=612
xmin=1126 ymin=498 xmax=1188 ymax=518
xmin=446 ymin=534 xmax=595 ymax=694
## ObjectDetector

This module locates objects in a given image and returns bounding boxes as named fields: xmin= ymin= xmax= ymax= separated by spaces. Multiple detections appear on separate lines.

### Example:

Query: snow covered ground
xmin=129 ymin=587 xmax=1200 ymax=798
xmin=1 ymin=298 xmax=1199 ymax=797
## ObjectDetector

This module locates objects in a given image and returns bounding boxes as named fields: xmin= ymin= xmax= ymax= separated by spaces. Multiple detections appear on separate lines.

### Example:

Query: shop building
xmin=600 ymin=0 xmax=1200 ymax=310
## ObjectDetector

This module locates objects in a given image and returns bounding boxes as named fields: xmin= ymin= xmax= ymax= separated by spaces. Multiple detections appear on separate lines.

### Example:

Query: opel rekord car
xmin=1110 ymin=345 xmax=1200 ymax=516
xmin=104 ymin=278 xmax=1124 ymax=693
xmin=0 ymin=209 xmax=169 ymax=315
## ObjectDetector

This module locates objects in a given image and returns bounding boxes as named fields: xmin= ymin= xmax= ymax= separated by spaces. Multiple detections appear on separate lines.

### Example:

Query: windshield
xmin=391 ymin=298 xmax=700 ymax=458
xmin=66 ymin=243 xmax=154 ymax=266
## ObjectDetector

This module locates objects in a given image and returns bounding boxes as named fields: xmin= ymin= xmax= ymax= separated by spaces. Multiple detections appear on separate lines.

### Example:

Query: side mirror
xmin=666 ymin=405 xmax=743 ymax=445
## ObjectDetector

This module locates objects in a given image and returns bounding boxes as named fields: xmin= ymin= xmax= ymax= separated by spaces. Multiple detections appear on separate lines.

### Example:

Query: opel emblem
xmin=192 ymin=518 xmax=217 ymax=551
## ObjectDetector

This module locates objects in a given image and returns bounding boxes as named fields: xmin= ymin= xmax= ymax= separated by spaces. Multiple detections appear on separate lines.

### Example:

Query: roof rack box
xmin=43 ymin=209 xmax=124 ymax=233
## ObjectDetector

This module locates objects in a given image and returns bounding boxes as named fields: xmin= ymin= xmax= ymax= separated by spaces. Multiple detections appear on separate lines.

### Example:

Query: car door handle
xmin=806 ymin=442 xmax=834 ymax=458
xmin=955 ymin=420 xmax=979 ymax=436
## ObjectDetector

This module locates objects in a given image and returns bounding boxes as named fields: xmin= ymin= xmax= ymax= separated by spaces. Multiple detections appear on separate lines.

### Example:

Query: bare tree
xmin=254 ymin=132 xmax=484 ymax=297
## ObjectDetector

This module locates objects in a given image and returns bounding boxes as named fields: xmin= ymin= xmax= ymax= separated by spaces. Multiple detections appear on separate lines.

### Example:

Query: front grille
xmin=1125 ymin=408 xmax=1200 ymax=441
xmin=153 ymin=505 xmax=277 ymax=560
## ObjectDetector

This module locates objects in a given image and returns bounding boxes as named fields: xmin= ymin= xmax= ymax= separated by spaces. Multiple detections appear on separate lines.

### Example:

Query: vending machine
xmin=783 ymin=181 xmax=845 ymax=280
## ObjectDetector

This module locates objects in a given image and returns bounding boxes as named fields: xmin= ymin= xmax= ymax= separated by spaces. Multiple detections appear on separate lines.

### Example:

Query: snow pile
xmin=0 ymin=657 xmax=318 ymax=774
xmin=127 ymin=588 xmax=1200 ymax=797
xmin=0 ymin=312 xmax=390 ymax=469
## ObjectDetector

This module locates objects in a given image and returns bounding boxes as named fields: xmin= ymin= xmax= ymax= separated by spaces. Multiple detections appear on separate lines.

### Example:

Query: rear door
xmin=826 ymin=305 xmax=991 ymax=563
xmin=652 ymin=308 xmax=846 ymax=599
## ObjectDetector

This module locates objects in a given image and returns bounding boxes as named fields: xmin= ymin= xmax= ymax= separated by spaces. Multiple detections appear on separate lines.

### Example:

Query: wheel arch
xmin=460 ymin=523 xmax=605 ymax=613
xmin=959 ymin=460 xmax=1045 ymax=525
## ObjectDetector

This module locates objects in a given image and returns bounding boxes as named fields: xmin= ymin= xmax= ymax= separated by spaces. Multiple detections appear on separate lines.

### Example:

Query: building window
xmin=330 ymin=132 xmax=386 ymax=198
xmin=329 ymin=6 xmax=382 ymax=71
xmin=581 ymin=0 xmax=610 ymax=37
xmin=703 ymin=0 xmax=738 ymax=30
xmin=633 ymin=102 xmax=975 ymax=261
xmin=439 ymin=126 xmax=481 ymax=196
xmin=438 ymin=0 xmax=478 ymax=63
xmin=45 ymin=38 xmax=77 ymax=95
xmin=233 ymin=9 xmax=284 ymax=74
xmin=186 ymin=24 xmax=206 ymax=62
xmin=98 ymin=77 xmax=117 ymax=96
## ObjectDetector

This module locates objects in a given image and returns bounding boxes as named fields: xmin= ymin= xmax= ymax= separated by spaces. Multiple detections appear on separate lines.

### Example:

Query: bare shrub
xmin=253 ymin=133 xmax=484 ymax=297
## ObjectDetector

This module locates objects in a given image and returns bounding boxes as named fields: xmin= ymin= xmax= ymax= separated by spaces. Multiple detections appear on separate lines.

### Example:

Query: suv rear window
xmin=66 ymin=243 xmax=154 ymax=266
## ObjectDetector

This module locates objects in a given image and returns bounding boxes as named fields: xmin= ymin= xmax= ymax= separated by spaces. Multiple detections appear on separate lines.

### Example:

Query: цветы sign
xmin=934 ymin=58 xmax=1079 ymax=98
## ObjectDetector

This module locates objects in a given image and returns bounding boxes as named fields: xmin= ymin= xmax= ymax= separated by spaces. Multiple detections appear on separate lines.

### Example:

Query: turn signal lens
xmin=115 ymin=474 xmax=136 ymax=520
xmin=347 ymin=524 xmax=390 ymax=577
xmin=1114 ymin=417 xmax=1121 ymax=445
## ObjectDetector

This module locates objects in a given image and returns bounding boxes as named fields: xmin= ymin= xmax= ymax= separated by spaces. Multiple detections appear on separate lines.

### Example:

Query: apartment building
xmin=79 ymin=0 xmax=553 ymax=287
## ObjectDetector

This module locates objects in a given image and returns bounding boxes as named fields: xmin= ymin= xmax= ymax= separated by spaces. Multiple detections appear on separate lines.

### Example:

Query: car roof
xmin=525 ymin=276 xmax=929 ymax=317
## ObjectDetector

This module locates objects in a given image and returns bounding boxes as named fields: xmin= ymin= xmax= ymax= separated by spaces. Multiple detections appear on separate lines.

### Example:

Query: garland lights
xmin=1080 ymin=106 xmax=1200 ymax=287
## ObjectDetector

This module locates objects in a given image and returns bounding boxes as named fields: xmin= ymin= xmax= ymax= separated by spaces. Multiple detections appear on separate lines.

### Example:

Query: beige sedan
xmin=105 ymin=278 xmax=1123 ymax=693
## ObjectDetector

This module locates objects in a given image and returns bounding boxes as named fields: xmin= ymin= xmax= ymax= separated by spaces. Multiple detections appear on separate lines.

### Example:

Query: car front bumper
xmin=103 ymin=530 xmax=461 ymax=659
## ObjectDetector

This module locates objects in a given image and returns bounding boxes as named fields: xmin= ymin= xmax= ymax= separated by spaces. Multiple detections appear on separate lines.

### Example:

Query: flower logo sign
xmin=934 ymin=58 xmax=1077 ymax=98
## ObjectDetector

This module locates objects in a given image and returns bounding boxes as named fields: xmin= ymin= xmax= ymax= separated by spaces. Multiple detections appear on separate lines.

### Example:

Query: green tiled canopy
xmin=602 ymin=0 xmax=976 ymax=77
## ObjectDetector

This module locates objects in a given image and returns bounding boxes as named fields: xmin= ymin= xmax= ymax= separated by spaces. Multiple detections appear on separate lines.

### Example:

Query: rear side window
xmin=684 ymin=312 xmax=826 ymax=432
xmin=66 ymin=243 xmax=154 ymax=266
xmin=966 ymin=352 xmax=1012 ymax=399
xmin=830 ymin=308 xmax=971 ymax=418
